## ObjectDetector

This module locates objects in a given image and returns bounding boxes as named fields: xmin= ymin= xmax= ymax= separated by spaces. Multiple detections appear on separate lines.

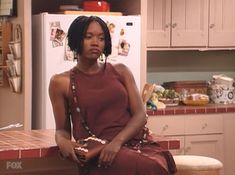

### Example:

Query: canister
xmin=209 ymin=84 xmax=234 ymax=104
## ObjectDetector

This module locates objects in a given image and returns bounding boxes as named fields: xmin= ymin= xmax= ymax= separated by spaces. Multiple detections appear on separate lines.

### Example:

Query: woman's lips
xmin=90 ymin=48 xmax=101 ymax=54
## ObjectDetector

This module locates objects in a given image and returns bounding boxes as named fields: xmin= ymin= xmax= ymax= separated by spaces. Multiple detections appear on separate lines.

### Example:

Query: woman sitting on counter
xmin=49 ymin=15 xmax=176 ymax=175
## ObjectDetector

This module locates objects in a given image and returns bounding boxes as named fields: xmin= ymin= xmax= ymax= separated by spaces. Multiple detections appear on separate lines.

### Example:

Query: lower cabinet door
xmin=184 ymin=134 xmax=224 ymax=175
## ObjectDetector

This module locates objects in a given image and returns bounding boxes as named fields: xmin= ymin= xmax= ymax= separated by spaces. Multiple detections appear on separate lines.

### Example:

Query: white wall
xmin=0 ymin=0 xmax=32 ymax=130
xmin=147 ymin=50 xmax=235 ymax=84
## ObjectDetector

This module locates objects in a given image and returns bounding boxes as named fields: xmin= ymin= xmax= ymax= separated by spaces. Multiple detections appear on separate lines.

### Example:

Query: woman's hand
xmin=58 ymin=138 xmax=83 ymax=165
xmin=98 ymin=141 xmax=121 ymax=168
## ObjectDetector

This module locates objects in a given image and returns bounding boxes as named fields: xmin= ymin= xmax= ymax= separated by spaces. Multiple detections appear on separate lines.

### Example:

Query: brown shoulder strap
xmin=70 ymin=68 xmax=95 ymax=137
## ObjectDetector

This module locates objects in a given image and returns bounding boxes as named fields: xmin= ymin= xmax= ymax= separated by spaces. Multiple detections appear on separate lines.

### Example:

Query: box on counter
xmin=209 ymin=85 xmax=234 ymax=104
xmin=209 ymin=75 xmax=235 ymax=104
xmin=162 ymin=80 xmax=209 ymax=95
xmin=83 ymin=1 xmax=110 ymax=12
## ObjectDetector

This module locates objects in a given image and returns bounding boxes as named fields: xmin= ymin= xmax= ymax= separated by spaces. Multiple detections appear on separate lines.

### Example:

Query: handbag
xmin=70 ymin=69 xmax=108 ymax=163
xmin=74 ymin=136 xmax=107 ymax=163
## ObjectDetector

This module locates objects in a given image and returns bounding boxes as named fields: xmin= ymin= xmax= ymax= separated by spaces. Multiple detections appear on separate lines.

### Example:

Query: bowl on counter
xmin=182 ymin=93 xmax=209 ymax=106
xmin=158 ymin=98 xmax=180 ymax=106
xmin=182 ymin=99 xmax=209 ymax=106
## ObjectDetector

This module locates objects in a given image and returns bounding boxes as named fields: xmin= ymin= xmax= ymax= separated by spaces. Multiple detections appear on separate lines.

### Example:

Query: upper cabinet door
xmin=209 ymin=0 xmax=235 ymax=47
xmin=171 ymin=0 xmax=209 ymax=47
xmin=147 ymin=0 xmax=171 ymax=47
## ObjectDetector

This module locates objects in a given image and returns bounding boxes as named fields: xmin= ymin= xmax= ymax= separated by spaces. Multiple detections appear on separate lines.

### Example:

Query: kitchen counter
xmin=0 ymin=129 xmax=180 ymax=174
xmin=0 ymin=130 xmax=57 ymax=160
xmin=147 ymin=103 xmax=235 ymax=116
xmin=0 ymin=129 xmax=79 ymax=175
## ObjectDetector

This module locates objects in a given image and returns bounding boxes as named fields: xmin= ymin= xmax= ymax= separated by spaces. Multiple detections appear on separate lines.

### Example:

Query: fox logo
xmin=6 ymin=161 xmax=22 ymax=169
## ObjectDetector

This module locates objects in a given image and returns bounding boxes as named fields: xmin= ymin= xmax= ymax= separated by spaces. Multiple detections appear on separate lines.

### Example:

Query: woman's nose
xmin=91 ymin=37 xmax=99 ymax=45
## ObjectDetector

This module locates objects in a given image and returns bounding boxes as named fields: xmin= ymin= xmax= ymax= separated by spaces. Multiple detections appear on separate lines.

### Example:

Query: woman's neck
xmin=76 ymin=61 xmax=102 ymax=74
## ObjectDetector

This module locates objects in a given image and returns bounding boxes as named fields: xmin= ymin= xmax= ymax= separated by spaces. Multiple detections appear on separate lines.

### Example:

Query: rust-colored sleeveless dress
xmin=69 ymin=63 xmax=176 ymax=175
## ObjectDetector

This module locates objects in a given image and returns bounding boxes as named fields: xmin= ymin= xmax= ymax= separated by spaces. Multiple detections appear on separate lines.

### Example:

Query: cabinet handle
xmin=162 ymin=125 xmax=169 ymax=131
xmin=178 ymin=148 xmax=184 ymax=154
xmin=171 ymin=23 xmax=177 ymax=28
xmin=185 ymin=146 xmax=191 ymax=153
xmin=164 ymin=23 xmax=170 ymax=29
xmin=202 ymin=123 xmax=208 ymax=129
xmin=209 ymin=24 xmax=215 ymax=29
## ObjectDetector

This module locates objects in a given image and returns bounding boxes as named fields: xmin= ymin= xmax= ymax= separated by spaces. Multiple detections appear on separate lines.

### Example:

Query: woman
xmin=49 ymin=16 xmax=176 ymax=175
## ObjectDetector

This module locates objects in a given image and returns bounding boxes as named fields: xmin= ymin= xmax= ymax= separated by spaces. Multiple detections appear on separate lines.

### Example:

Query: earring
xmin=73 ymin=51 xmax=78 ymax=61
xmin=99 ymin=53 xmax=105 ymax=63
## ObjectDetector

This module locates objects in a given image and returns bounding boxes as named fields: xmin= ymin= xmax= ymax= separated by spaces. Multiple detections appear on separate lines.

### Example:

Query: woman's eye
xmin=99 ymin=37 xmax=104 ymax=41
xmin=85 ymin=35 xmax=92 ymax=39
xmin=84 ymin=34 xmax=104 ymax=42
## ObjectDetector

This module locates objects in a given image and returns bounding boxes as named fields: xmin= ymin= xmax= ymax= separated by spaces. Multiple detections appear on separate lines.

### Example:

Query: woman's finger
xmin=99 ymin=151 xmax=115 ymax=168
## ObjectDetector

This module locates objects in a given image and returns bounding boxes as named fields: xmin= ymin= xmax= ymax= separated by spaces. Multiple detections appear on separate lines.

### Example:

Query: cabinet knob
xmin=162 ymin=124 xmax=169 ymax=131
xmin=178 ymin=148 xmax=184 ymax=154
xmin=185 ymin=146 xmax=191 ymax=153
xmin=171 ymin=23 xmax=177 ymax=28
xmin=165 ymin=23 xmax=170 ymax=29
xmin=209 ymin=24 xmax=215 ymax=29
xmin=202 ymin=123 xmax=208 ymax=129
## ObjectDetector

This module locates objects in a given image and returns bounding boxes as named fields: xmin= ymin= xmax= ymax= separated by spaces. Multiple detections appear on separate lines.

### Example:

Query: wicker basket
xmin=162 ymin=81 xmax=209 ymax=95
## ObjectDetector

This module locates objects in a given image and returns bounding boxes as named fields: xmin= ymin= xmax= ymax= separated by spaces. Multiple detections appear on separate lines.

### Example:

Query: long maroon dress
xmin=69 ymin=63 xmax=176 ymax=175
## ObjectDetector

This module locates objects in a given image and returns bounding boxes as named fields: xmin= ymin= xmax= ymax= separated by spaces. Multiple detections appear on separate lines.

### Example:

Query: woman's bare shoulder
xmin=49 ymin=71 xmax=70 ymax=95
xmin=112 ymin=63 xmax=130 ymax=75
xmin=50 ymin=71 xmax=70 ymax=83
xmin=112 ymin=63 xmax=136 ymax=86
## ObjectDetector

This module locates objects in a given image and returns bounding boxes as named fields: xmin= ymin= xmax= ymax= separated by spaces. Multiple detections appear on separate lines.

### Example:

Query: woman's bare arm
xmin=48 ymin=72 xmax=79 ymax=162
xmin=111 ymin=63 xmax=146 ymax=145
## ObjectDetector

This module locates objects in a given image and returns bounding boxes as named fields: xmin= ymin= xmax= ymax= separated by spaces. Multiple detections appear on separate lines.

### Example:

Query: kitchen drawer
xmin=185 ymin=114 xmax=223 ymax=135
xmin=147 ymin=116 xmax=185 ymax=136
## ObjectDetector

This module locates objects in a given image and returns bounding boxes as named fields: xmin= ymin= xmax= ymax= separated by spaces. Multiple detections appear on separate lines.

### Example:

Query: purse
xmin=74 ymin=136 xmax=107 ymax=163
xmin=70 ymin=69 xmax=108 ymax=163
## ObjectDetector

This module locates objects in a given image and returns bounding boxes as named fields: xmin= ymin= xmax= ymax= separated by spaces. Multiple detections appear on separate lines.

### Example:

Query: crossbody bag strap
xmin=70 ymin=68 xmax=96 ymax=137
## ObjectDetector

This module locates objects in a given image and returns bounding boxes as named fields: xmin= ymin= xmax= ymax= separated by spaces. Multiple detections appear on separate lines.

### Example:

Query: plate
xmin=158 ymin=98 xmax=180 ymax=106
xmin=165 ymin=103 xmax=179 ymax=107
xmin=183 ymin=99 xmax=209 ymax=106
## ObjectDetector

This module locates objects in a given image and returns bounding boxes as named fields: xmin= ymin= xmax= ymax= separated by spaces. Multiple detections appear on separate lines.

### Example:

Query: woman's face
xmin=81 ymin=21 xmax=105 ymax=60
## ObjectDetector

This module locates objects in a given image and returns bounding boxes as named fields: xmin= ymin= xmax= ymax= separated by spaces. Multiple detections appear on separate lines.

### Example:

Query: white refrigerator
xmin=32 ymin=13 xmax=141 ymax=129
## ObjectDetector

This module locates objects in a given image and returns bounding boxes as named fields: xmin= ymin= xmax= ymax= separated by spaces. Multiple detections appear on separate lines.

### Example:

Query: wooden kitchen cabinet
xmin=171 ymin=0 xmax=208 ymax=47
xmin=209 ymin=0 xmax=235 ymax=47
xmin=146 ymin=114 xmax=224 ymax=163
xmin=147 ymin=0 xmax=235 ymax=48
xmin=146 ymin=0 xmax=171 ymax=47
xmin=147 ymin=0 xmax=208 ymax=48
xmin=146 ymin=115 xmax=185 ymax=136
xmin=223 ymin=113 xmax=235 ymax=175
xmin=184 ymin=134 xmax=224 ymax=161
xmin=184 ymin=114 xmax=224 ymax=169
xmin=146 ymin=115 xmax=185 ymax=154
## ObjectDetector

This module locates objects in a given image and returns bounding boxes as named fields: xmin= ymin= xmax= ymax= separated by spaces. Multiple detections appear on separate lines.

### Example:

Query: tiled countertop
xmin=0 ymin=130 xmax=58 ymax=160
xmin=147 ymin=103 xmax=235 ymax=116
xmin=0 ymin=129 xmax=180 ymax=160
xmin=0 ymin=129 xmax=77 ymax=175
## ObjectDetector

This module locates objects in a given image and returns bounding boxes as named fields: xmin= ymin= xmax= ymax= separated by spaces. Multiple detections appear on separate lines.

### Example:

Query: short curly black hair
xmin=67 ymin=16 xmax=112 ymax=57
